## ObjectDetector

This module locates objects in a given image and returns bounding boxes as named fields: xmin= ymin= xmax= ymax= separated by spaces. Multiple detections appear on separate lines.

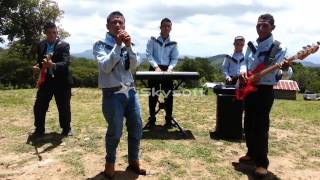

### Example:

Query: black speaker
xmin=214 ymin=94 xmax=243 ymax=140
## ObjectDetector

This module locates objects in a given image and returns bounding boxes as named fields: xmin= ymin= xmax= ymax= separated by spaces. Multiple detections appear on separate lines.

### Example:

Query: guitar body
xmin=235 ymin=80 xmax=256 ymax=100
xmin=235 ymin=64 xmax=265 ymax=100
xmin=35 ymin=53 xmax=53 ymax=89
xmin=36 ymin=68 xmax=47 ymax=88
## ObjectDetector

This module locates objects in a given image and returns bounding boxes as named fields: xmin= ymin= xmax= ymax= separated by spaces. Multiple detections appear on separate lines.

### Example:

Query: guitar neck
xmin=257 ymin=55 xmax=296 ymax=77
xmin=255 ymin=42 xmax=320 ymax=78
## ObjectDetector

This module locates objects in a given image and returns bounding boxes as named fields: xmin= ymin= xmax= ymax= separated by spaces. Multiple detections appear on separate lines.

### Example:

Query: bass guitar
xmin=235 ymin=42 xmax=320 ymax=100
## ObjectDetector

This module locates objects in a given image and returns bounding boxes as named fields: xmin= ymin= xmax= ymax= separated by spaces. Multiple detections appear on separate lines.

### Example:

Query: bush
xmin=0 ymin=53 xmax=35 ymax=89
xmin=70 ymin=57 xmax=98 ymax=87
xmin=1 ymin=51 xmax=319 ymax=92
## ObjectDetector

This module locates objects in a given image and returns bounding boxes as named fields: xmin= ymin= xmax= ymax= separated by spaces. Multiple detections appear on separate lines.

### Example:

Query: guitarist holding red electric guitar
xmin=236 ymin=13 xmax=319 ymax=178
xmin=32 ymin=22 xmax=73 ymax=137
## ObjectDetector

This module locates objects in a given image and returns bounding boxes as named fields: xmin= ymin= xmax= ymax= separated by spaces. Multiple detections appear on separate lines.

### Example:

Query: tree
xmin=1 ymin=0 xmax=69 ymax=60
xmin=0 ymin=0 xmax=70 ymax=89
xmin=0 ymin=0 xmax=20 ymax=43
xmin=291 ymin=63 xmax=320 ymax=93
xmin=70 ymin=58 xmax=98 ymax=87
xmin=0 ymin=51 xmax=34 ymax=88
xmin=176 ymin=57 xmax=224 ymax=82
xmin=175 ymin=57 xmax=225 ymax=87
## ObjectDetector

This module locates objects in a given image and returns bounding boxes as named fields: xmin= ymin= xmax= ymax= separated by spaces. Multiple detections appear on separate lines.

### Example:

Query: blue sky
xmin=2 ymin=0 xmax=320 ymax=62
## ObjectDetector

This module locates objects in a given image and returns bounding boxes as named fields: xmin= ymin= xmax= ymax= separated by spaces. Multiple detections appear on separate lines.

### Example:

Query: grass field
xmin=0 ymin=88 xmax=319 ymax=180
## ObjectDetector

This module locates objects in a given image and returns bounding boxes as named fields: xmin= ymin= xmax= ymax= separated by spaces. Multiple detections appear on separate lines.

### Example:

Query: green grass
xmin=272 ymin=97 xmax=320 ymax=124
xmin=60 ymin=151 xmax=85 ymax=176
xmin=76 ymin=132 xmax=103 ymax=152
xmin=0 ymin=88 xmax=319 ymax=179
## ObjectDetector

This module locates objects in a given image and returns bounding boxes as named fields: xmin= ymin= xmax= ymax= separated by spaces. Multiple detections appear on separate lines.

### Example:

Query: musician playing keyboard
xmin=145 ymin=18 xmax=179 ymax=128
xmin=222 ymin=36 xmax=245 ymax=85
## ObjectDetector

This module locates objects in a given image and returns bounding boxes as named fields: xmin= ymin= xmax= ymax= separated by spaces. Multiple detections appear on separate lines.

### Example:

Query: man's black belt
xmin=103 ymin=83 xmax=134 ymax=92
xmin=103 ymin=86 xmax=122 ymax=92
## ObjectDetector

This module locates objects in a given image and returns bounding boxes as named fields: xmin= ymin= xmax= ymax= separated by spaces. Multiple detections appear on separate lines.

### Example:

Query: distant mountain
xmin=207 ymin=54 xmax=320 ymax=68
xmin=179 ymin=55 xmax=197 ymax=59
xmin=71 ymin=50 xmax=197 ymax=61
xmin=300 ymin=61 xmax=320 ymax=67
xmin=207 ymin=54 xmax=228 ymax=65
xmin=301 ymin=56 xmax=320 ymax=67
xmin=304 ymin=55 xmax=319 ymax=64
xmin=72 ymin=49 xmax=94 ymax=60
xmin=71 ymin=49 xmax=320 ymax=68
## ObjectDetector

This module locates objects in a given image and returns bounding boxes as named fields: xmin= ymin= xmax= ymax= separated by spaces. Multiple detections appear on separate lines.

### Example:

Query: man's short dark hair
xmin=160 ymin=18 xmax=172 ymax=26
xmin=107 ymin=11 xmax=125 ymax=23
xmin=43 ymin=22 xmax=56 ymax=32
xmin=258 ymin=13 xmax=274 ymax=26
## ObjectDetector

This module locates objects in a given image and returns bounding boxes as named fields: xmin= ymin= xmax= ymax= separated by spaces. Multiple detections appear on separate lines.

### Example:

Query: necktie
xmin=121 ymin=47 xmax=130 ymax=70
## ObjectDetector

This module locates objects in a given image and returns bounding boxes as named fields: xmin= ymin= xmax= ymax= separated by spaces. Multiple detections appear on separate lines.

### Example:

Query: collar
xmin=233 ymin=52 xmax=243 ymax=56
xmin=158 ymin=34 xmax=170 ymax=43
xmin=105 ymin=32 xmax=136 ymax=47
xmin=105 ymin=32 xmax=116 ymax=46
xmin=45 ymin=39 xmax=61 ymax=49
xmin=46 ymin=39 xmax=57 ymax=45
xmin=46 ymin=42 xmax=55 ymax=47
xmin=256 ymin=35 xmax=273 ymax=51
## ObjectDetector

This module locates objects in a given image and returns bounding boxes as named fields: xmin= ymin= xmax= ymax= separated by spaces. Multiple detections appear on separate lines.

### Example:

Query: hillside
xmin=207 ymin=54 xmax=228 ymax=65
xmin=72 ymin=49 xmax=94 ymax=60
xmin=301 ymin=61 xmax=320 ymax=67
xmin=70 ymin=48 xmax=320 ymax=68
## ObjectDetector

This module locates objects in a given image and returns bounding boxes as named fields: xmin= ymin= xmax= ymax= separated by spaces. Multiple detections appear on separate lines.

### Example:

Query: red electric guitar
xmin=36 ymin=53 xmax=53 ymax=88
xmin=235 ymin=42 xmax=320 ymax=100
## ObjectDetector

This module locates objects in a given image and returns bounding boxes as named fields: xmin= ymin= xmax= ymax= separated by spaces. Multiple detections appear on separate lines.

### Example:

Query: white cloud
xmin=53 ymin=0 xmax=320 ymax=62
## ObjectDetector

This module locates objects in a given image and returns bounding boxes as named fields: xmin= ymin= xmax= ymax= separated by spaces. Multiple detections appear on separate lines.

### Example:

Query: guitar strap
xmin=225 ymin=55 xmax=244 ymax=64
xmin=258 ymin=40 xmax=283 ymax=80
xmin=247 ymin=40 xmax=282 ymax=66
xmin=235 ymin=40 xmax=282 ymax=100
xmin=249 ymin=41 xmax=282 ymax=75
xmin=247 ymin=41 xmax=257 ymax=54
xmin=262 ymin=40 xmax=282 ymax=66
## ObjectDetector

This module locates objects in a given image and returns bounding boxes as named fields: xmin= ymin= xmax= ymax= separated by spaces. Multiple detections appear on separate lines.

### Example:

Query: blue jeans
xmin=102 ymin=88 xmax=142 ymax=164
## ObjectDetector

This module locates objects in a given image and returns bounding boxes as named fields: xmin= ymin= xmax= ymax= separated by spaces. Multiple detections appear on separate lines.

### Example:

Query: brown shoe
xmin=104 ymin=162 xmax=115 ymax=178
xmin=254 ymin=167 xmax=268 ymax=178
xmin=239 ymin=155 xmax=252 ymax=162
xmin=239 ymin=155 xmax=256 ymax=167
xmin=128 ymin=160 xmax=146 ymax=175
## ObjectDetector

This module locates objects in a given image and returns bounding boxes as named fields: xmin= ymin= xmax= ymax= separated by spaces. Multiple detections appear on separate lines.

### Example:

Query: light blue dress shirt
xmin=46 ymin=42 xmax=55 ymax=76
xmin=146 ymin=35 xmax=179 ymax=70
xmin=240 ymin=35 xmax=287 ymax=85
xmin=93 ymin=32 xmax=143 ymax=88
xmin=222 ymin=52 xmax=244 ymax=79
